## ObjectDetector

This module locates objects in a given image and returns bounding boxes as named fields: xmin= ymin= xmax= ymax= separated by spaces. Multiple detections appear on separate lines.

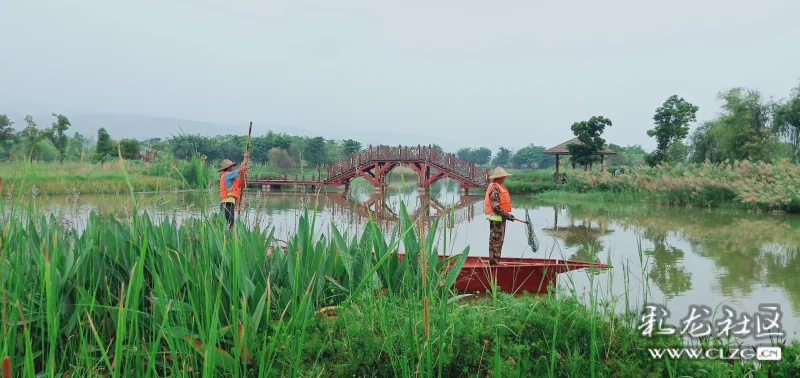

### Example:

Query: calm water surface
xmin=9 ymin=180 xmax=800 ymax=341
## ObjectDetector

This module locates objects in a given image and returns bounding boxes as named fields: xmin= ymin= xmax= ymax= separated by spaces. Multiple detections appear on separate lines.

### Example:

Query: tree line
xmin=640 ymin=84 xmax=800 ymax=166
xmin=2 ymin=81 xmax=797 ymax=168
xmin=455 ymin=82 xmax=800 ymax=169
xmin=688 ymin=86 xmax=800 ymax=164
xmin=551 ymin=83 xmax=799 ymax=169
xmin=0 ymin=112 xmax=617 ymax=169
xmin=0 ymin=114 xmax=365 ymax=168
xmin=0 ymin=114 xmax=145 ymax=163
xmin=166 ymin=133 xmax=362 ymax=168
xmin=454 ymin=145 xmax=553 ymax=168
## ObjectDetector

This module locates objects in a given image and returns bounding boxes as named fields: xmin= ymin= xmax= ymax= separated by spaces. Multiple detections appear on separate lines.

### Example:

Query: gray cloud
xmin=1 ymin=0 xmax=798 ymax=152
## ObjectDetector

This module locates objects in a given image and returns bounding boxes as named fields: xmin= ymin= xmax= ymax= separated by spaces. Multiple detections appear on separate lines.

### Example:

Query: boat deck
xmin=268 ymin=245 xmax=610 ymax=293
xmin=448 ymin=256 xmax=610 ymax=293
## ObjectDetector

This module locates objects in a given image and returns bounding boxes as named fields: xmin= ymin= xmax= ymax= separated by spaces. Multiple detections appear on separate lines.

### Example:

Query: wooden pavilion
xmin=544 ymin=138 xmax=617 ymax=183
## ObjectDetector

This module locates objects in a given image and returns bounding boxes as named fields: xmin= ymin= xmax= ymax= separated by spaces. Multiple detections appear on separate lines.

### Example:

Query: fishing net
xmin=524 ymin=209 xmax=539 ymax=252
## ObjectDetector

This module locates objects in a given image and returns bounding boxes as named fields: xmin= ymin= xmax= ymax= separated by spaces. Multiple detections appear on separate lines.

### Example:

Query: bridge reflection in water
xmin=325 ymin=190 xmax=484 ymax=228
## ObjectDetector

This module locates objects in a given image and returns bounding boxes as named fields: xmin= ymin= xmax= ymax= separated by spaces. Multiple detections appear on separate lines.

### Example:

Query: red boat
xmin=269 ymin=245 xmax=610 ymax=294
xmin=445 ymin=256 xmax=610 ymax=294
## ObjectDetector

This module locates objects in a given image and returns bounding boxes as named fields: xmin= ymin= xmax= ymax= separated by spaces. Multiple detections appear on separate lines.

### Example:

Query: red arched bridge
xmin=248 ymin=145 xmax=490 ymax=192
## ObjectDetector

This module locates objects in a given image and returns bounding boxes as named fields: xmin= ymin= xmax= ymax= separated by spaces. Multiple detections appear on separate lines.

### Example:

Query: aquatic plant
xmin=0 ymin=176 xmax=480 ymax=375
xmin=562 ymin=159 xmax=800 ymax=211
xmin=1 ymin=154 xmax=798 ymax=376
xmin=2 ymin=203 xmax=797 ymax=376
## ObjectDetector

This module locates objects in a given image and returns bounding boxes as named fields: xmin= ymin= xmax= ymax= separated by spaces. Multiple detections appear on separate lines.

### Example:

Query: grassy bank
xmin=504 ymin=168 xmax=557 ymax=181
xmin=505 ymin=180 xmax=561 ymax=195
xmin=0 ymin=160 xmax=206 ymax=195
xmin=492 ymin=168 xmax=562 ymax=195
xmin=2 ymin=192 xmax=798 ymax=377
xmin=535 ymin=160 xmax=800 ymax=212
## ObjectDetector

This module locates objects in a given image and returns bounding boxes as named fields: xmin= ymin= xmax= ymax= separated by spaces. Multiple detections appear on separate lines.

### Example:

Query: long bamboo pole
xmin=237 ymin=122 xmax=253 ymax=217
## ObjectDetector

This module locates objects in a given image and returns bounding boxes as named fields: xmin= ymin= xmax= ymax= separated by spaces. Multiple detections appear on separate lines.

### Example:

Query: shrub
xmin=563 ymin=160 xmax=800 ymax=211
xmin=505 ymin=180 xmax=561 ymax=195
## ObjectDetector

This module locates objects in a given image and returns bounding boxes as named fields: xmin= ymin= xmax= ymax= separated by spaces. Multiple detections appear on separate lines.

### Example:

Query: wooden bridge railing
xmin=248 ymin=145 xmax=490 ymax=186
xmin=325 ymin=145 xmax=489 ymax=186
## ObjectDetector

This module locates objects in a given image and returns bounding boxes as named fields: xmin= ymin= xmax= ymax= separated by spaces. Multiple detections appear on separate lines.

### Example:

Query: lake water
xmin=8 ymin=180 xmax=800 ymax=343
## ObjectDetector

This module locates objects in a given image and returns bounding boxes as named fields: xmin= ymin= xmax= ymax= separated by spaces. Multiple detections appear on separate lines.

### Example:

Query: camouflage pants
xmin=489 ymin=220 xmax=506 ymax=265
xmin=220 ymin=202 xmax=235 ymax=230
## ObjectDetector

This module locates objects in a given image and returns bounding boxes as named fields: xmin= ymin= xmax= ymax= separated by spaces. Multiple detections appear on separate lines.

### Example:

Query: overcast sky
xmin=1 ymin=0 xmax=798 ymax=151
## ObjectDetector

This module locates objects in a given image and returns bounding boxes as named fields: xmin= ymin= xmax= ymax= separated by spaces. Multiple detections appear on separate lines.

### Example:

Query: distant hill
xmin=1 ymin=111 xmax=455 ymax=150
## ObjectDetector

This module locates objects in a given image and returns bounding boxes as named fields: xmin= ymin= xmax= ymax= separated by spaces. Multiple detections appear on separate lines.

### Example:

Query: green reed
xmin=550 ymin=160 xmax=800 ymax=212
xmin=3 ymin=202 xmax=800 ymax=376
xmin=1 ymin=153 xmax=799 ymax=376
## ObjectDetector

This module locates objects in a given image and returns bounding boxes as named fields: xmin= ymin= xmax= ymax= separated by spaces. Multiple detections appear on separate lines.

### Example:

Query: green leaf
xmin=325 ymin=274 xmax=349 ymax=293
xmin=444 ymin=246 xmax=470 ymax=290
xmin=184 ymin=335 xmax=238 ymax=373
xmin=448 ymin=294 xmax=474 ymax=304
xmin=331 ymin=225 xmax=355 ymax=283
xmin=250 ymin=284 xmax=269 ymax=336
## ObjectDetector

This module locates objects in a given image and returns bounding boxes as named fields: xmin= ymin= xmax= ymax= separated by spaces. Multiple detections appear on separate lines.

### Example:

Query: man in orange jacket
xmin=484 ymin=167 xmax=514 ymax=265
xmin=219 ymin=158 xmax=247 ymax=230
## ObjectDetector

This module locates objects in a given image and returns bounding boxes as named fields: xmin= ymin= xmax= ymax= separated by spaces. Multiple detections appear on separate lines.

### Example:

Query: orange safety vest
xmin=484 ymin=182 xmax=511 ymax=215
xmin=220 ymin=172 xmax=242 ymax=202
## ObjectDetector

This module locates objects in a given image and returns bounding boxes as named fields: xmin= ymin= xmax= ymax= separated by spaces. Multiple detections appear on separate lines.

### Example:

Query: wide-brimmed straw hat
xmin=218 ymin=159 xmax=238 ymax=172
xmin=488 ymin=167 xmax=512 ymax=180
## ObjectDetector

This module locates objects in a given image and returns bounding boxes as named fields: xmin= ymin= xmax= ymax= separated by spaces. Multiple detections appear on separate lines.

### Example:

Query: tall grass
xmin=504 ymin=180 xmax=561 ymax=195
xmin=493 ymin=169 xmax=562 ymax=195
xmin=0 ymin=162 xmax=177 ymax=196
xmin=559 ymin=159 xmax=800 ymax=212
xmin=1 ymin=159 xmax=799 ymax=376
xmin=3 ymin=205 xmax=799 ymax=376
xmin=0 ymin=159 xmax=216 ymax=196
xmin=0 ymin=165 xmax=480 ymax=377
xmin=504 ymin=168 xmax=557 ymax=181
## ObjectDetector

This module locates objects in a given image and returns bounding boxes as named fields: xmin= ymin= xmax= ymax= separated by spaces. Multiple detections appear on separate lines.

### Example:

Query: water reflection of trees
xmin=549 ymin=201 xmax=800 ymax=311
xmin=763 ymin=247 xmax=800 ymax=312
xmin=641 ymin=227 xmax=692 ymax=299
xmin=543 ymin=206 xmax=610 ymax=264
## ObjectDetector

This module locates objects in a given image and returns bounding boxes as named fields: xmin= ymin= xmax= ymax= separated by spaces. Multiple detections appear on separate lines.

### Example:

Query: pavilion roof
xmin=544 ymin=138 xmax=617 ymax=156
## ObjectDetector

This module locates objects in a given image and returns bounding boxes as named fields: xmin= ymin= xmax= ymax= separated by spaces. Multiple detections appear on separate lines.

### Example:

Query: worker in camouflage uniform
xmin=484 ymin=167 xmax=515 ymax=265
